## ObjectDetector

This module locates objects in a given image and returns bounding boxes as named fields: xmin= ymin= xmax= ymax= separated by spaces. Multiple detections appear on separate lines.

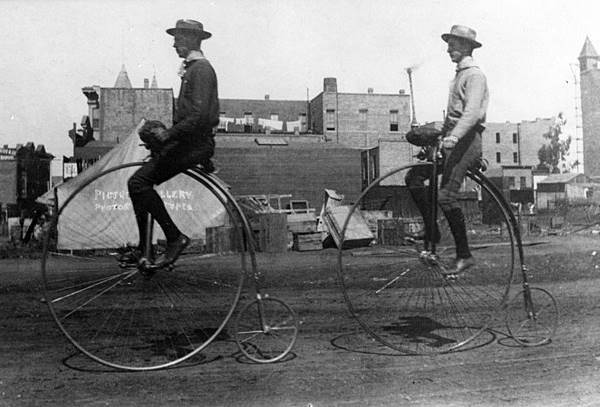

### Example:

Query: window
xmin=243 ymin=112 xmax=253 ymax=133
xmin=92 ymin=118 xmax=99 ymax=128
xmin=496 ymin=152 xmax=501 ymax=163
xmin=370 ymin=154 xmax=378 ymax=180
xmin=513 ymin=133 xmax=518 ymax=144
xmin=217 ymin=112 xmax=227 ymax=131
xmin=299 ymin=113 xmax=307 ymax=131
xmin=326 ymin=109 xmax=335 ymax=131
xmin=507 ymin=177 xmax=516 ymax=189
xmin=520 ymin=176 xmax=527 ymax=189
xmin=495 ymin=133 xmax=500 ymax=143
xmin=359 ymin=109 xmax=368 ymax=130
xmin=513 ymin=152 xmax=518 ymax=163
xmin=389 ymin=110 xmax=399 ymax=132
xmin=359 ymin=109 xmax=368 ymax=121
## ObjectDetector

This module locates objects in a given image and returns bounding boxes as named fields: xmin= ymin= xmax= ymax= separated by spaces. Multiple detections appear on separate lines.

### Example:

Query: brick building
xmin=218 ymin=97 xmax=308 ymax=133
xmin=310 ymin=77 xmax=412 ymax=147
xmin=579 ymin=37 xmax=600 ymax=178
xmin=75 ymin=65 xmax=173 ymax=168
xmin=483 ymin=117 xmax=554 ymax=169
xmin=215 ymin=137 xmax=362 ymax=208
xmin=0 ymin=143 xmax=53 ymax=217
xmin=68 ymin=68 xmax=414 ymax=207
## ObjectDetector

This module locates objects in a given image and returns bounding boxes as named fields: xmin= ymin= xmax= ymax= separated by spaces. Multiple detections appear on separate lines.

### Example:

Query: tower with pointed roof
xmin=579 ymin=37 xmax=600 ymax=177
xmin=114 ymin=64 xmax=133 ymax=88
xmin=77 ymin=65 xmax=173 ymax=161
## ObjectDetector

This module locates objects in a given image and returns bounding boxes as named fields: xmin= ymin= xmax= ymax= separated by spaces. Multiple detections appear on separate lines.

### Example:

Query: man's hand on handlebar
xmin=442 ymin=134 xmax=458 ymax=149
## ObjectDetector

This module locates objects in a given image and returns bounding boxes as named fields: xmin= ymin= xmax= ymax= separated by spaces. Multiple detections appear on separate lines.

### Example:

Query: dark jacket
xmin=168 ymin=57 xmax=219 ymax=143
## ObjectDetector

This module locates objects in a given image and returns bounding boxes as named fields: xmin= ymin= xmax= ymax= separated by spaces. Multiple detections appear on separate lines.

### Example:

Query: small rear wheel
xmin=234 ymin=296 xmax=298 ymax=363
xmin=505 ymin=287 xmax=558 ymax=346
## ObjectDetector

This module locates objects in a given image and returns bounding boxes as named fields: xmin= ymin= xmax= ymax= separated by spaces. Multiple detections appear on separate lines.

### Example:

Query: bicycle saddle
xmin=406 ymin=126 xmax=443 ymax=147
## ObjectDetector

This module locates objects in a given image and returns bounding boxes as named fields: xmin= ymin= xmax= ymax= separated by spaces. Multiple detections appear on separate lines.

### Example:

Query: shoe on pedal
xmin=442 ymin=256 xmax=475 ymax=276
xmin=408 ymin=226 xmax=441 ymax=244
xmin=118 ymin=248 xmax=142 ymax=268
xmin=154 ymin=234 xmax=190 ymax=267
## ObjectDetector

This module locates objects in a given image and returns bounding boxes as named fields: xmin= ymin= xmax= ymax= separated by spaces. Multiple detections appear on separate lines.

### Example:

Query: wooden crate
xmin=362 ymin=210 xmax=394 ymax=235
xmin=400 ymin=217 xmax=424 ymax=235
xmin=293 ymin=232 xmax=323 ymax=251
xmin=205 ymin=226 xmax=239 ymax=254
xmin=287 ymin=212 xmax=317 ymax=234
xmin=253 ymin=213 xmax=288 ymax=253
xmin=377 ymin=218 xmax=405 ymax=246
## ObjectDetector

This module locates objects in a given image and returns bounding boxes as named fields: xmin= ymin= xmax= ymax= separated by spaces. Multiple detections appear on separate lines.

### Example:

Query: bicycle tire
xmin=233 ymin=295 xmax=298 ymax=363
xmin=505 ymin=286 xmax=558 ymax=346
xmin=40 ymin=162 xmax=250 ymax=371
xmin=337 ymin=162 xmax=515 ymax=354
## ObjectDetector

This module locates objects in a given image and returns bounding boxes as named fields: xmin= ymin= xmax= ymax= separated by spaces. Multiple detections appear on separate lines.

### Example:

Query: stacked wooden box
xmin=292 ymin=232 xmax=322 ymax=251
xmin=205 ymin=225 xmax=239 ymax=254
xmin=288 ymin=212 xmax=321 ymax=251
xmin=253 ymin=212 xmax=288 ymax=253
xmin=376 ymin=218 xmax=405 ymax=246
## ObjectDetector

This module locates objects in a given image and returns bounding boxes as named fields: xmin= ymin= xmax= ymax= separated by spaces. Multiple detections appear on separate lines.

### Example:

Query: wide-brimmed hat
xmin=441 ymin=25 xmax=481 ymax=48
xmin=166 ymin=19 xmax=212 ymax=40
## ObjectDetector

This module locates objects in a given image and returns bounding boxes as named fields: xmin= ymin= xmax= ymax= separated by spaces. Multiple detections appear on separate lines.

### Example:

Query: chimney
xmin=144 ymin=78 xmax=149 ymax=88
xmin=399 ymin=89 xmax=406 ymax=95
xmin=265 ymin=94 xmax=270 ymax=100
xmin=324 ymin=77 xmax=337 ymax=93
xmin=367 ymin=88 xmax=374 ymax=94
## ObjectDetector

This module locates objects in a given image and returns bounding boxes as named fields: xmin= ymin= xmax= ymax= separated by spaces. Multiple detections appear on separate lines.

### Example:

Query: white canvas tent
xmin=41 ymin=120 xmax=226 ymax=250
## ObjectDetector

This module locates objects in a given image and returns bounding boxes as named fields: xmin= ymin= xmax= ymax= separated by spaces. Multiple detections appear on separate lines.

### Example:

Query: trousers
xmin=127 ymin=135 xmax=214 ymax=246
xmin=405 ymin=130 xmax=482 ymax=258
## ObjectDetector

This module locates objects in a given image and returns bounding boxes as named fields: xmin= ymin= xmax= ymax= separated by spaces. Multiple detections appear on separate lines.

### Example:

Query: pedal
xmin=443 ymin=272 xmax=459 ymax=281
xmin=118 ymin=262 xmax=138 ymax=269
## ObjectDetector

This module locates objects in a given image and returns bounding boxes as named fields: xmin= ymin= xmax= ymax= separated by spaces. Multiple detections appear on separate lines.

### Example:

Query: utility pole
xmin=406 ymin=67 xmax=418 ymax=128
xmin=569 ymin=63 xmax=583 ymax=173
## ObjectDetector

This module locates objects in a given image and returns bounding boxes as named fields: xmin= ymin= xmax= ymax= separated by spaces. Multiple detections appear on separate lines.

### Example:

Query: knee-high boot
xmin=131 ymin=189 xmax=181 ymax=243
xmin=443 ymin=207 xmax=471 ymax=259
xmin=408 ymin=186 xmax=440 ymax=244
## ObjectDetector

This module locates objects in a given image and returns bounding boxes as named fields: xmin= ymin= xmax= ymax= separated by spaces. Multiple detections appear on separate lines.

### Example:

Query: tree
xmin=537 ymin=112 xmax=571 ymax=173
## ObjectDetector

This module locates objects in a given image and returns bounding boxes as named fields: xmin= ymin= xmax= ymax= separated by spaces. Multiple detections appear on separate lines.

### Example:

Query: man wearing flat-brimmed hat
xmin=124 ymin=19 xmax=220 ymax=268
xmin=406 ymin=25 xmax=488 ymax=274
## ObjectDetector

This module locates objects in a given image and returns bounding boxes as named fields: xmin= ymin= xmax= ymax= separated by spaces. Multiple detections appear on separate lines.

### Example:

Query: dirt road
xmin=2 ymin=235 xmax=600 ymax=406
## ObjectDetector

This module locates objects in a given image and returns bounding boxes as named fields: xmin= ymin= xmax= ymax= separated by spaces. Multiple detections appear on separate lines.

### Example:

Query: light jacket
xmin=443 ymin=56 xmax=489 ymax=140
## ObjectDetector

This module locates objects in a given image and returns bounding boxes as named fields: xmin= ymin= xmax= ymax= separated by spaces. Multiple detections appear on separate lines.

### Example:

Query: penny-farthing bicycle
xmin=336 ymin=130 xmax=558 ymax=354
xmin=41 ymin=162 xmax=298 ymax=371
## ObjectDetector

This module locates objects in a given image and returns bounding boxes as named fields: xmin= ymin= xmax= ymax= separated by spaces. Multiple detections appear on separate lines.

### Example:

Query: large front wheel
xmin=41 ymin=163 xmax=248 ymax=371
xmin=336 ymin=163 xmax=515 ymax=354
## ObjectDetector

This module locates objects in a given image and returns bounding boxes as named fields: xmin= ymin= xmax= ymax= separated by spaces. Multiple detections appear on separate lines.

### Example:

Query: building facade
xmin=482 ymin=117 xmax=554 ymax=169
xmin=75 ymin=66 xmax=173 ymax=167
xmin=579 ymin=37 xmax=600 ymax=178
xmin=310 ymin=77 xmax=412 ymax=148
xmin=218 ymin=97 xmax=309 ymax=134
xmin=0 ymin=143 xmax=53 ymax=216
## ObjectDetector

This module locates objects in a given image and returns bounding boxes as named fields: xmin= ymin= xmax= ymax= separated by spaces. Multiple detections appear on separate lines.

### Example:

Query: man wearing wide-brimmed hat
xmin=406 ymin=25 xmax=488 ymax=274
xmin=125 ymin=19 xmax=220 ymax=269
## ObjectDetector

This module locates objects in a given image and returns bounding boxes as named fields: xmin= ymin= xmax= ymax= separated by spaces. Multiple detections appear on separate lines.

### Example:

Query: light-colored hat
xmin=441 ymin=25 xmax=481 ymax=48
xmin=166 ymin=19 xmax=212 ymax=40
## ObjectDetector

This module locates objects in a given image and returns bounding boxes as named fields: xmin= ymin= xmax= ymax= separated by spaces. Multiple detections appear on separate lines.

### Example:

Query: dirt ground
xmin=2 ymin=234 xmax=600 ymax=406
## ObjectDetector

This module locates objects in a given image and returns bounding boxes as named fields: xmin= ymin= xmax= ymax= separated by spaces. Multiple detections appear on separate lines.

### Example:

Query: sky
xmin=0 ymin=0 xmax=599 ymax=160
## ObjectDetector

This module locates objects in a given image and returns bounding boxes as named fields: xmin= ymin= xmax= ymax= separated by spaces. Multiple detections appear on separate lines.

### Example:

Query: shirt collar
xmin=456 ymin=56 xmax=477 ymax=72
xmin=185 ymin=50 xmax=205 ymax=63
xmin=178 ymin=50 xmax=206 ymax=77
